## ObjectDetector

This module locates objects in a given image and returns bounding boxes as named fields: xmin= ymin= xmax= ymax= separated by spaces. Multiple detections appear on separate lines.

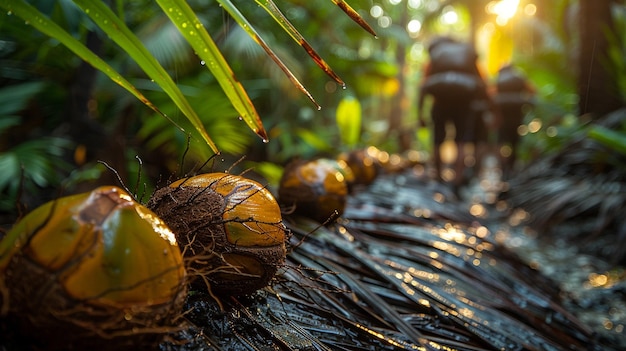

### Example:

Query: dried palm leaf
xmin=505 ymin=108 xmax=626 ymax=264
xmin=162 ymin=172 xmax=610 ymax=351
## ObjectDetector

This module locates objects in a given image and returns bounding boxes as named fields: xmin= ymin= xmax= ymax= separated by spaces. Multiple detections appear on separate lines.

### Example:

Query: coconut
xmin=148 ymin=173 xmax=287 ymax=296
xmin=338 ymin=147 xmax=380 ymax=186
xmin=0 ymin=186 xmax=187 ymax=350
xmin=278 ymin=158 xmax=349 ymax=223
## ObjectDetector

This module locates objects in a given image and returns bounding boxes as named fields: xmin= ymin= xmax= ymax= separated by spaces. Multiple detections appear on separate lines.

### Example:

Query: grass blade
xmin=216 ymin=0 xmax=320 ymax=110
xmin=156 ymin=0 xmax=268 ymax=142
xmin=71 ymin=0 xmax=219 ymax=152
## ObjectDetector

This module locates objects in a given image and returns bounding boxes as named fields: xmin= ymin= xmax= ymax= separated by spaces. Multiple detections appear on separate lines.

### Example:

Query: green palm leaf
xmin=216 ymin=0 xmax=320 ymax=110
xmin=2 ymin=0 xmax=375 ymax=156
xmin=72 ymin=0 xmax=219 ymax=152
xmin=255 ymin=0 xmax=345 ymax=87
xmin=156 ymin=0 xmax=268 ymax=142
xmin=0 ymin=0 xmax=162 ymax=120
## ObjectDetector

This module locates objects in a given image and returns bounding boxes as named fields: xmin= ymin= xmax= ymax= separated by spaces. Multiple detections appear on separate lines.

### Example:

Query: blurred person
xmin=493 ymin=65 xmax=535 ymax=179
xmin=417 ymin=37 xmax=491 ymax=193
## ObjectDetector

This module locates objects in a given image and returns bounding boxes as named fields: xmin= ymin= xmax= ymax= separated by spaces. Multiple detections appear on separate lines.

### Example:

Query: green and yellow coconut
xmin=0 ymin=186 xmax=186 ymax=350
xmin=148 ymin=173 xmax=287 ymax=296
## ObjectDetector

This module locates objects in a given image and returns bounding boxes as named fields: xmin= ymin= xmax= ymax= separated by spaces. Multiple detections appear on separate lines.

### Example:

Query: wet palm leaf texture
xmin=503 ymin=108 xmax=626 ymax=264
xmin=162 ymin=171 xmax=612 ymax=351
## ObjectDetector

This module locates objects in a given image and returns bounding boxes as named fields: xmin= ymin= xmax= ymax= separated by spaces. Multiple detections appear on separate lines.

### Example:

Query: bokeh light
xmin=486 ymin=0 xmax=520 ymax=26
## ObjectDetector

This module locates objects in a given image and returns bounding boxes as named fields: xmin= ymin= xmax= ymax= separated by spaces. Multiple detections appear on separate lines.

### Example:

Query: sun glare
xmin=441 ymin=6 xmax=459 ymax=25
xmin=486 ymin=0 xmax=520 ymax=26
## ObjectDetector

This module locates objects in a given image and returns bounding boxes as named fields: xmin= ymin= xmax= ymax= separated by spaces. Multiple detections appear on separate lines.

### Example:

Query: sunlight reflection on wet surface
xmin=466 ymin=155 xmax=626 ymax=348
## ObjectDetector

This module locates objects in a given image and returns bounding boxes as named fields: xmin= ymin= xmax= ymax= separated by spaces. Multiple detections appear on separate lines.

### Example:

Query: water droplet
xmin=341 ymin=84 xmax=347 ymax=90
xmin=24 ymin=21 xmax=29 ymax=25
xmin=237 ymin=116 xmax=243 ymax=121
xmin=85 ymin=9 xmax=90 ymax=14
xmin=182 ymin=22 xmax=188 ymax=28
xmin=262 ymin=138 xmax=269 ymax=144
xmin=189 ymin=30 xmax=195 ymax=36
xmin=200 ymin=60 xmax=206 ymax=66
xmin=317 ymin=105 xmax=322 ymax=111
xmin=7 ymin=11 xmax=12 ymax=16
xmin=150 ymin=79 xmax=155 ymax=83
xmin=195 ymin=23 xmax=202 ymax=29
xmin=168 ymin=7 xmax=173 ymax=12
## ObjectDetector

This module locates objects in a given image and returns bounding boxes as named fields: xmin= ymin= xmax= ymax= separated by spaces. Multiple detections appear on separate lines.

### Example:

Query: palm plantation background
xmin=1 ymin=0 xmax=625 ymax=222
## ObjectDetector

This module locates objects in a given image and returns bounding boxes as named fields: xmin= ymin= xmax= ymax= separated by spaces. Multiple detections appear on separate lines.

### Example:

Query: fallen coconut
xmin=0 ymin=186 xmax=186 ymax=350
xmin=148 ymin=173 xmax=287 ymax=296
xmin=278 ymin=158 xmax=349 ymax=223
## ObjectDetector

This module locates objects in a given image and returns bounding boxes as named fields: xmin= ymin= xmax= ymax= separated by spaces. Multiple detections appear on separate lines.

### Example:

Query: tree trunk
xmin=578 ymin=0 xmax=623 ymax=118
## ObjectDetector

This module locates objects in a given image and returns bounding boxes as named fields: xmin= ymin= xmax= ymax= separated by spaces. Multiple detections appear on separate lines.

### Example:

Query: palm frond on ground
xmin=160 ymin=173 xmax=612 ymax=351
xmin=503 ymin=108 xmax=626 ymax=265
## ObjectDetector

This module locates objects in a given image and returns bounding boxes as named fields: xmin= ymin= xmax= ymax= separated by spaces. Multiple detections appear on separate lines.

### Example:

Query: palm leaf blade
xmin=0 ymin=0 xmax=163 ymax=120
xmin=255 ymin=0 xmax=345 ymax=87
xmin=330 ymin=0 xmax=377 ymax=37
xmin=216 ymin=0 xmax=320 ymax=110
xmin=156 ymin=0 xmax=268 ymax=142
xmin=72 ymin=0 xmax=219 ymax=152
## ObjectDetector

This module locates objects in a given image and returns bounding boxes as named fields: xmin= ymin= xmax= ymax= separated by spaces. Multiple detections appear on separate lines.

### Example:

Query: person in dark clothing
xmin=417 ymin=37 xmax=492 ymax=191
xmin=493 ymin=65 xmax=535 ymax=179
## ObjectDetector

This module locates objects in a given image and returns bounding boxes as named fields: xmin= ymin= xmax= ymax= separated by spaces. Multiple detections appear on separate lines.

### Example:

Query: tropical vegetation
xmin=0 ymin=0 xmax=625 ymax=231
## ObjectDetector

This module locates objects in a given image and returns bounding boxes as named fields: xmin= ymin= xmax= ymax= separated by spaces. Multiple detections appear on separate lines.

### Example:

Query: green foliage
xmin=6 ymin=0 xmax=623 ymax=214
xmin=335 ymin=96 xmax=362 ymax=149
xmin=0 ymin=82 xmax=67 ymax=212
xmin=0 ymin=0 xmax=165 ymax=122
xmin=512 ymin=1 xmax=625 ymax=165
xmin=155 ymin=0 xmax=266 ymax=144
xmin=588 ymin=125 xmax=626 ymax=155
xmin=138 ymin=74 xmax=254 ymax=165
xmin=605 ymin=6 xmax=626 ymax=103
xmin=0 ymin=137 xmax=72 ymax=210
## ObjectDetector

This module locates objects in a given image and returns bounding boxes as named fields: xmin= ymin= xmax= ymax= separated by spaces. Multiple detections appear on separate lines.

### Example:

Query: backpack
xmin=422 ymin=71 xmax=484 ymax=100
xmin=496 ymin=67 xmax=528 ymax=93
xmin=428 ymin=42 xmax=478 ymax=75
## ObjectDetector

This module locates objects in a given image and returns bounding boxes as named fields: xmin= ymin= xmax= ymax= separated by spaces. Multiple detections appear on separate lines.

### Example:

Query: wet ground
xmin=460 ymin=155 xmax=626 ymax=349
xmin=2 ymin=154 xmax=624 ymax=350
xmin=157 ymin=155 xmax=623 ymax=351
